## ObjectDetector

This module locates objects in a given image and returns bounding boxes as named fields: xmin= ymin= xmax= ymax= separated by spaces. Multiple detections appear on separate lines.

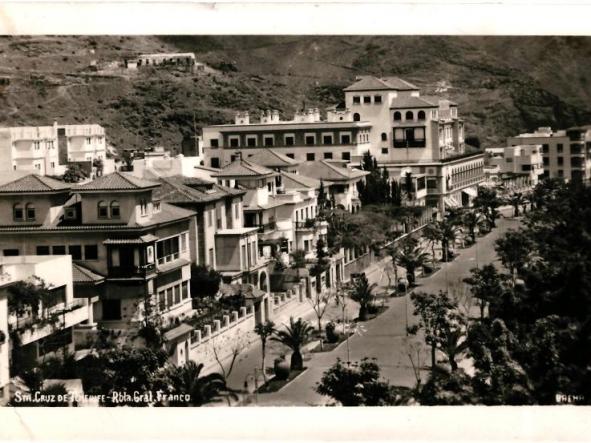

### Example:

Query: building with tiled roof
xmin=0 ymin=171 xmax=197 ymax=337
xmin=343 ymin=75 xmax=484 ymax=213
xmin=212 ymin=157 xmax=277 ymax=179
xmin=281 ymin=171 xmax=321 ymax=191
xmin=243 ymin=149 xmax=301 ymax=170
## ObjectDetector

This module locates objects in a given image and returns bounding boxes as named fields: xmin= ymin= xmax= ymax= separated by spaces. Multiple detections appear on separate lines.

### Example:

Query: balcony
xmin=107 ymin=263 xmax=156 ymax=279
xmin=257 ymin=221 xmax=277 ymax=233
xmin=393 ymin=140 xmax=426 ymax=148
xmin=9 ymin=301 xmax=89 ymax=346
xmin=295 ymin=220 xmax=316 ymax=231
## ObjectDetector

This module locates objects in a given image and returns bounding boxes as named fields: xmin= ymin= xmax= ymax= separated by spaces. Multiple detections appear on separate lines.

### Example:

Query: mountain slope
xmin=0 ymin=35 xmax=590 ymax=153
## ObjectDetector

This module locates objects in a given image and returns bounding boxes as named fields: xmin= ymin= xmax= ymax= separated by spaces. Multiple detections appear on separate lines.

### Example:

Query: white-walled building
xmin=0 ymin=122 xmax=110 ymax=177
xmin=0 ymin=284 xmax=8 ymax=405
xmin=507 ymin=126 xmax=591 ymax=182
xmin=485 ymin=145 xmax=544 ymax=190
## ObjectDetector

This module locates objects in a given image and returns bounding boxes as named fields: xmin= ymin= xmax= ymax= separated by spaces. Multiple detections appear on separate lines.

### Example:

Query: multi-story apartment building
xmin=0 ymin=172 xmax=196 ymax=336
xmin=152 ymin=175 xmax=272 ymax=291
xmin=343 ymin=75 xmax=484 ymax=212
xmin=484 ymin=145 xmax=544 ymax=192
xmin=0 ymin=255 xmax=91 ymax=373
xmin=507 ymin=126 xmax=591 ymax=182
xmin=202 ymin=108 xmax=372 ymax=167
xmin=0 ymin=122 xmax=109 ymax=177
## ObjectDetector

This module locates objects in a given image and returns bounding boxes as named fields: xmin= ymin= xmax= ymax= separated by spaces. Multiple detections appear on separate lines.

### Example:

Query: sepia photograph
xmin=0 ymin=0 xmax=590 ymax=439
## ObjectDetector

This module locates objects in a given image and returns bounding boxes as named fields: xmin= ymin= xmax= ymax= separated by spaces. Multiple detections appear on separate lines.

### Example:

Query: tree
xmin=463 ymin=265 xmax=507 ymax=319
xmin=508 ymin=192 xmax=524 ymax=217
xmin=357 ymin=151 xmax=392 ymax=205
xmin=92 ymin=158 xmax=104 ymax=177
xmin=348 ymin=273 xmax=376 ymax=321
xmin=316 ymin=358 xmax=411 ymax=406
xmin=408 ymin=291 xmax=468 ymax=371
xmin=7 ymin=276 xmax=58 ymax=321
xmin=211 ymin=331 xmax=247 ymax=381
xmin=494 ymin=230 xmax=533 ymax=278
xmin=473 ymin=187 xmax=502 ymax=228
xmin=462 ymin=210 xmax=483 ymax=244
xmin=290 ymin=249 xmax=307 ymax=269
xmin=422 ymin=222 xmax=441 ymax=265
xmin=254 ymin=321 xmax=276 ymax=382
xmin=62 ymin=164 xmax=88 ymax=183
xmin=190 ymin=265 xmax=222 ymax=300
xmin=308 ymin=287 xmax=334 ymax=333
xmin=395 ymin=238 xmax=430 ymax=286
xmin=160 ymin=361 xmax=231 ymax=406
xmin=272 ymin=317 xmax=313 ymax=370
xmin=310 ymin=239 xmax=329 ymax=292
xmin=437 ymin=218 xmax=461 ymax=262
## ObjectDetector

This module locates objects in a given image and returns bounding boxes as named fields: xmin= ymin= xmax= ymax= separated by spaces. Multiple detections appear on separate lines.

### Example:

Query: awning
xmin=462 ymin=187 xmax=478 ymax=198
xmin=103 ymin=234 xmax=158 ymax=245
xmin=444 ymin=196 xmax=461 ymax=208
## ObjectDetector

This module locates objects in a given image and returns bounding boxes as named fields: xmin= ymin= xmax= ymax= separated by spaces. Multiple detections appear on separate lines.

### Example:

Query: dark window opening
xmin=3 ymin=249 xmax=19 ymax=257
xmin=363 ymin=96 xmax=371 ymax=104
xmin=323 ymin=135 xmax=333 ymax=145
xmin=210 ymin=139 xmax=219 ymax=148
xmin=305 ymin=135 xmax=315 ymax=145
xmin=229 ymin=138 xmax=239 ymax=147
xmin=324 ymin=152 xmax=333 ymax=159
xmin=286 ymin=153 xmax=295 ymax=159
xmin=405 ymin=111 xmax=414 ymax=120
xmin=341 ymin=134 xmax=351 ymax=144
xmin=69 ymin=245 xmax=82 ymax=260
xmin=85 ymin=245 xmax=98 ymax=260
xmin=393 ymin=112 xmax=402 ymax=121
xmin=52 ymin=245 xmax=66 ymax=255
xmin=285 ymin=136 xmax=294 ymax=146
xmin=418 ymin=110 xmax=426 ymax=120
xmin=210 ymin=157 xmax=220 ymax=168
xmin=306 ymin=153 xmax=315 ymax=161
xmin=381 ymin=133 xmax=387 ymax=141
xmin=353 ymin=96 xmax=360 ymax=104
xmin=341 ymin=152 xmax=351 ymax=161
xmin=264 ymin=137 xmax=274 ymax=147
xmin=381 ymin=148 xmax=389 ymax=154
xmin=36 ymin=246 xmax=50 ymax=255
xmin=353 ymin=113 xmax=361 ymax=122
xmin=374 ymin=95 xmax=382 ymax=104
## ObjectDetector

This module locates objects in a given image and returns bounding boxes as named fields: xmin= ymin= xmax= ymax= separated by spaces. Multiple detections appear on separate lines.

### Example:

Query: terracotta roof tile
xmin=297 ymin=160 xmax=369 ymax=182
xmin=345 ymin=75 xmax=419 ymax=92
xmin=244 ymin=149 xmax=301 ymax=168
xmin=0 ymin=174 xmax=70 ymax=193
xmin=75 ymin=172 xmax=159 ymax=191
xmin=72 ymin=263 xmax=105 ymax=284
xmin=212 ymin=159 xmax=277 ymax=178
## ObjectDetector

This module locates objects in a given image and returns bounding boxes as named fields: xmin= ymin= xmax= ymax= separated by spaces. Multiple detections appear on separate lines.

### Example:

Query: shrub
xmin=325 ymin=322 xmax=339 ymax=343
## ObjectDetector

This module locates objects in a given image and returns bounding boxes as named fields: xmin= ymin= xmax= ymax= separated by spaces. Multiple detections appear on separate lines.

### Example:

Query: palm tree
xmin=165 ymin=361 xmax=230 ymax=406
xmin=254 ymin=321 xmax=276 ymax=381
xmin=438 ymin=219 xmax=460 ymax=262
xmin=422 ymin=222 xmax=441 ymax=265
xmin=508 ymin=192 xmax=524 ymax=217
xmin=386 ymin=244 xmax=400 ymax=284
xmin=272 ymin=317 xmax=314 ymax=370
xmin=462 ymin=210 xmax=483 ymax=244
xmin=349 ymin=273 xmax=377 ymax=321
xmin=396 ymin=244 xmax=430 ymax=286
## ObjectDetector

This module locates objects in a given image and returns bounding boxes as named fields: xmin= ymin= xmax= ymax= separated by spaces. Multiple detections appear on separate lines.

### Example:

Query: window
xmin=210 ymin=157 xmax=220 ymax=168
xmin=557 ymin=157 xmax=564 ymax=166
xmin=323 ymin=135 xmax=333 ymax=145
xmin=208 ymin=248 xmax=214 ymax=266
xmin=305 ymin=135 xmax=316 ymax=145
xmin=284 ymin=135 xmax=295 ymax=146
xmin=84 ymin=244 xmax=98 ymax=260
xmin=393 ymin=127 xmax=426 ymax=148
xmin=166 ymin=288 xmax=174 ymax=307
xmin=557 ymin=144 xmax=564 ymax=153
xmin=35 ymin=164 xmax=41 ymax=170
xmin=543 ymin=157 xmax=549 ymax=166
xmin=263 ymin=136 xmax=274 ymax=147
xmin=110 ymin=201 xmax=120 ymax=219
xmin=234 ymin=203 xmax=240 ymax=220
xmin=418 ymin=110 xmax=426 ymax=120
xmin=341 ymin=152 xmax=351 ymax=161
xmin=207 ymin=209 xmax=212 ymax=227
xmin=363 ymin=96 xmax=371 ymax=104
xmin=405 ymin=111 xmax=414 ymax=120
xmin=86 ymin=137 xmax=92 ymax=145
xmin=353 ymin=113 xmax=360 ymax=122
xmin=246 ymin=136 xmax=257 ymax=147
xmin=229 ymin=137 xmax=239 ymax=147
xmin=505 ymin=158 xmax=513 ymax=163
xmin=153 ymin=201 xmax=160 ymax=212
xmin=306 ymin=153 xmax=315 ymax=161
xmin=381 ymin=148 xmax=389 ymax=154
xmin=286 ymin=153 xmax=295 ymax=159
xmin=521 ymin=165 xmax=532 ymax=172
xmin=353 ymin=96 xmax=360 ymax=104
xmin=3 ymin=249 xmax=19 ymax=257
xmin=36 ymin=246 xmax=50 ymax=255
xmin=33 ymin=141 xmax=40 ymax=150
xmin=381 ymin=132 xmax=388 ymax=141
xmin=374 ymin=95 xmax=382 ymax=104
xmin=557 ymin=169 xmax=564 ymax=177
xmin=98 ymin=201 xmax=108 ymax=218
xmin=182 ymin=281 xmax=189 ymax=300
xmin=140 ymin=199 xmax=148 ymax=216
xmin=52 ymin=245 xmax=66 ymax=255
xmin=393 ymin=112 xmax=402 ymax=121
xmin=340 ymin=134 xmax=351 ymax=144
xmin=50 ymin=162 xmax=55 ymax=168
xmin=13 ymin=203 xmax=24 ymax=222
xmin=324 ymin=152 xmax=333 ymax=159
xmin=158 ymin=291 xmax=166 ymax=311
xmin=542 ymin=144 xmax=549 ymax=153
xmin=173 ymin=285 xmax=181 ymax=305
xmin=210 ymin=139 xmax=219 ymax=148
xmin=68 ymin=245 xmax=82 ymax=260
xmin=156 ymin=236 xmax=180 ymax=264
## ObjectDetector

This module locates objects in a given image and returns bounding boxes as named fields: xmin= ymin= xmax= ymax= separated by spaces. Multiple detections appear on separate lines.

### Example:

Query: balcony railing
xmin=108 ymin=263 xmax=156 ymax=279
xmin=256 ymin=222 xmax=276 ymax=233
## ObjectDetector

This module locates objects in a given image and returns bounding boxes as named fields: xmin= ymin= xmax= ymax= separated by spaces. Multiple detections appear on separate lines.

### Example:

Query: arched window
xmin=353 ymin=113 xmax=361 ymax=122
xmin=110 ymin=201 xmax=120 ymax=219
xmin=25 ymin=203 xmax=35 ymax=221
xmin=97 ymin=201 xmax=108 ymax=219
xmin=405 ymin=111 xmax=414 ymax=120
xmin=393 ymin=112 xmax=402 ymax=121
xmin=381 ymin=132 xmax=388 ymax=141
xmin=418 ymin=110 xmax=426 ymax=120
xmin=13 ymin=203 xmax=24 ymax=222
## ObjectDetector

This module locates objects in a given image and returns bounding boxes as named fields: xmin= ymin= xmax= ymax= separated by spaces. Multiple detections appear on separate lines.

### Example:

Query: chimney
xmin=235 ymin=111 xmax=249 ymax=125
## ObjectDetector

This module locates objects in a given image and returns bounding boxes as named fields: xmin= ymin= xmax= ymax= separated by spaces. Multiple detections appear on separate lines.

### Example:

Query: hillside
xmin=1 ymin=35 xmax=590 ymax=153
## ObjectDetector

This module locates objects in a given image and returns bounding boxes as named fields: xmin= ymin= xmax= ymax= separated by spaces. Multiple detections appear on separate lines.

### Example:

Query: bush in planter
xmin=273 ymin=356 xmax=290 ymax=380
xmin=325 ymin=322 xmax=339 ymax=344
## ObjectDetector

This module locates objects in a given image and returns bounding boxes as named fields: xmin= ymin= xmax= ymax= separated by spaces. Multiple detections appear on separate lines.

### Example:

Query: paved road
xmin=253 ymin=215 xmax=520 ymax=406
